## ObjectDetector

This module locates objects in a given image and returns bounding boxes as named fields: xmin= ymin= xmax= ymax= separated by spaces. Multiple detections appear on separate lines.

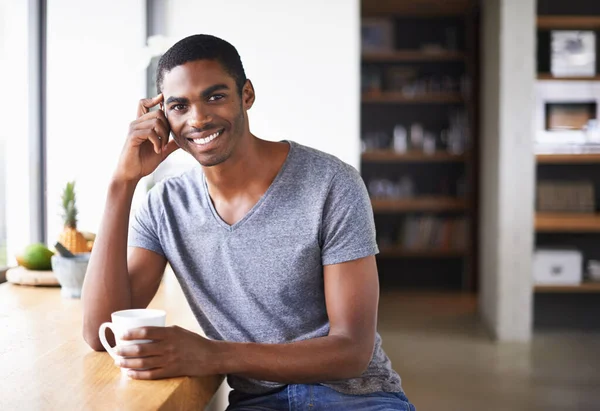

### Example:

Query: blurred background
xmin=1 ymin=0 xmax=600 ymax=409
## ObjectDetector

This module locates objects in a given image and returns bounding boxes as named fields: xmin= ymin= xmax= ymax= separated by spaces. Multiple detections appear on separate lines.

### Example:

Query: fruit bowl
xmin=51 ymin=253 xmax=90 ymax=298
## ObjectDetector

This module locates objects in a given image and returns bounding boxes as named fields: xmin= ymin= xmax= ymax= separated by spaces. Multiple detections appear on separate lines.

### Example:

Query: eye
xmin=171 ymin=104 xmax=186 ymax=111
xmin=208 ymin=94 xmax=225 ymax=102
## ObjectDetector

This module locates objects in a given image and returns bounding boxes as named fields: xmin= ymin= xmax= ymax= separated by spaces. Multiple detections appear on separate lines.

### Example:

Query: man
xmin=82 ymin=34 xmax=414 ymax=410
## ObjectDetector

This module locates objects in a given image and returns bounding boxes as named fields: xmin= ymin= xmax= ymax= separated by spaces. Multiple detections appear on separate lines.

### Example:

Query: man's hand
xmin=115 ymin=326 xmax=216 ymax=380
xmin=113 ymin=94 xmax=180 ymax=183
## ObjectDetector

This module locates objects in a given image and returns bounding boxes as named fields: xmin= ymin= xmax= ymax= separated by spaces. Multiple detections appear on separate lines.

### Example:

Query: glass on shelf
xmin=361 ymin=131 xmax=391 ymax=153
xmin=393 ymin=125 xmax=408 ymax=153
xmin=585 ymin=119 xmax=600 ymax=144
xmin=423 ymin=132 xmax=437 ymax=155
xmin=367 ymin=177 xmax=415 ymax=200
xmin=409 ymin=123 xmax=424 ymax=150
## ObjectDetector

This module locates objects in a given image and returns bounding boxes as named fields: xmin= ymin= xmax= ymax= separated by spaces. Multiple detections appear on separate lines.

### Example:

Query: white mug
xmin=98 ymin=309 xmax=166 ymax=362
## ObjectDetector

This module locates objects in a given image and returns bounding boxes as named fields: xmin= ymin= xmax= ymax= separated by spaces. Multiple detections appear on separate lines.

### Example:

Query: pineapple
xmin=58 ymin=181 xmax=88 ymax=254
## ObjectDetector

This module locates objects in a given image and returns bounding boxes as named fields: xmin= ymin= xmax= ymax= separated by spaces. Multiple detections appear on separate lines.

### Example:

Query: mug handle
xmin=98 ymin=322 xmax=119 ymax=361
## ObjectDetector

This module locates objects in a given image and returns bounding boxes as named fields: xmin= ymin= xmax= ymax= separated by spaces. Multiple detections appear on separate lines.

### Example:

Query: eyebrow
xmin=165 ymin=84 xmax=230 ymax=106
xmin=165 ymin=96 xmax=189 ymax=105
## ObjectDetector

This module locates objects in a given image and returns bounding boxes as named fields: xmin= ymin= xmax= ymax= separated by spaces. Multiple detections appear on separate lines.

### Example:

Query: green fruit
xmin=16 ymin=243 xmax=54 ymax=271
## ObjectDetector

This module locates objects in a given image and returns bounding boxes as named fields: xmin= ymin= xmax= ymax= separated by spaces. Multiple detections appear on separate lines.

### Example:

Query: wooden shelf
xmin=538 ymin=73 xmax=600 ymax=81
xmin=535 ymin=213 xmax=600 ymax=232
xmin=537 ymin=16 xmax=600 ymax=29
xmin=362 ymin=0 xmax=471 ymax=17
xmin=362 ymin=150 xmax=466 ymax=163
xmin=537 ymin=153 xmax=600 ymax=164
xmin=535 ymin=283 xmax=600 ymax=293
xmin=378 ymin=247 xmax=465 ymax=258
xmin=362 ymin=92 xmax=463 ymax=104
xmin=372 ymin=197 xmax=468 ymax=212
xmin=362 ymin=50 xmax=466 ymax=62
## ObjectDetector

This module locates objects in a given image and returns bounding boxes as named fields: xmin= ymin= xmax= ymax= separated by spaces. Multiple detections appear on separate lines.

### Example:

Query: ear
xmin=242 ymin=79 xmax=255 ymax=110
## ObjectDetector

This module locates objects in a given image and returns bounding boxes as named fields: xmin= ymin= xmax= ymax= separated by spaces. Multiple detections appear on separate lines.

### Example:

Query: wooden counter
xmin=0 ymin=269 xmax=223 ymax=410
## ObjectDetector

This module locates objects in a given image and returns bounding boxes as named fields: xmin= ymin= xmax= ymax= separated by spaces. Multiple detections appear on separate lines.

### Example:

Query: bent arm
xmin=81 ymin=179 xmax=166 ymax=350
xmin=210 ymin=256 xmax=379 ymax=382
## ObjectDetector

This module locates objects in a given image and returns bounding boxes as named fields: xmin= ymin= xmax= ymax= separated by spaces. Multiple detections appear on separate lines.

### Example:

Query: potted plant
xmin=51 ymin=181 xmax=90 ymax=298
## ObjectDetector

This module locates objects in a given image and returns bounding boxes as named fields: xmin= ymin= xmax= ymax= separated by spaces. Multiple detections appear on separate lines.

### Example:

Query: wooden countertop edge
xmin=160 ymin=375 xmax=225 ymax=411
xmin=0 ymin=273 xmax=224 ymax=409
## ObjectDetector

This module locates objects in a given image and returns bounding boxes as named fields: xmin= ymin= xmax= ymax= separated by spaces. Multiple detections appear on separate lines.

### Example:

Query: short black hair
xmin=156 ymin=34 xmax=246 ymax=95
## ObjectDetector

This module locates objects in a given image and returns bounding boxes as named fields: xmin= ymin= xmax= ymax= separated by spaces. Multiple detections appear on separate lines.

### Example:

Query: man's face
xmin=160 ymin=59 xmax=252 ymax=167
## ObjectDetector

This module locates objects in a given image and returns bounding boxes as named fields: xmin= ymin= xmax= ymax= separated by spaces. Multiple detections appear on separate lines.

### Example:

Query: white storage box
xmin=533 ymin=249 xmax=583 ymax=285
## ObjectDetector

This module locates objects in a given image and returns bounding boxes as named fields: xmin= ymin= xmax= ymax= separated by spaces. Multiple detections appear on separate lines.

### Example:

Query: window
xmin=0 ymin=1 xmax=38 ymax=268
xmin=0 ymin=137 xmax=6 ymax=268
xmin=0 ymin=3 xmax=8 ymax=267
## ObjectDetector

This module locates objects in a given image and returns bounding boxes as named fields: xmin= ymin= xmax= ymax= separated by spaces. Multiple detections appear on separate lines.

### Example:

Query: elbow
xmin=88 ymin=341 xmax=106 ymax=353
xmin=347 ymin=351 xmax=372 ymax=379
xmin=82 ymin=314 xmax=106 ymax=352
xmin=336 ymin=355 xmax=370 ymax=380
xmin=83 ymin=329 xmax=105 ymax=352
xmin=337 ymin=338 xmax=374 ymax=379
xmin=356 ymin=349 xmax=372 ymax=375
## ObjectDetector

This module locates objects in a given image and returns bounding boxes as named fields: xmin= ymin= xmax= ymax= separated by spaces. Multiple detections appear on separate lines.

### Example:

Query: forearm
xmin=211 ymin=334 xmax=370 ymax=383
xmin=81 ymin=177 xmax=138 ymax=349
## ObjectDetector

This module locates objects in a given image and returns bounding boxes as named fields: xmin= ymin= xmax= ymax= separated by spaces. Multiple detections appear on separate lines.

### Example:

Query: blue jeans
xmin=227 ymin=384 xmax=416 ymax=410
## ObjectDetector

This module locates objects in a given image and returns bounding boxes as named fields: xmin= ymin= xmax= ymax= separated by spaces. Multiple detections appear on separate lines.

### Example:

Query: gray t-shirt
xmin=129 ymin=140 xmax=402 ymax=395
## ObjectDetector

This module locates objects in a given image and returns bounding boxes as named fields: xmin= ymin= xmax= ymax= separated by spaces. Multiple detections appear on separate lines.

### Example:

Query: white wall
xmin=479 ymin=0 xmax=535 ymax=341
xmin=163 ymin=0 xmax=361 ymax=172
xmin=45 ymin=0 xmax=147 ymax=243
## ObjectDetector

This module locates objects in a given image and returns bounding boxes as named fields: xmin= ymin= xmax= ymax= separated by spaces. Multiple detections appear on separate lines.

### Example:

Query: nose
xmin=187 ymin=104 xmax=212 ymax=128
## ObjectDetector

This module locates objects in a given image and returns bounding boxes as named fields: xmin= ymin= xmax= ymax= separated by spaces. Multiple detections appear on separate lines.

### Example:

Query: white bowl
xmin=51 ymin=253 xmax=90 ymax=298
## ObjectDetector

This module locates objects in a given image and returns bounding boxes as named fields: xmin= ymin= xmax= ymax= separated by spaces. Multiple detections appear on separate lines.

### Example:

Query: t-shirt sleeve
xmin=128 ymin=185 xmax=165 ymax=256
xmin=320 ymin=164 xmax=379 ymax=266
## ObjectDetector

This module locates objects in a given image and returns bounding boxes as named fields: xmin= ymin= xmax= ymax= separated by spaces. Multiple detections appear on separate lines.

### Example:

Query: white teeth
xmin=192 ymin=130 xmax=222 ymax=145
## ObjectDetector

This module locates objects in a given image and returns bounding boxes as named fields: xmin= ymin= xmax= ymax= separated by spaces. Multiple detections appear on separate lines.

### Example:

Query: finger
xmin=121 ymin=326 xmax=167 ymax=341
xmin=117 ymin=355 xmax=167 ymax=371
xmin=131 ymin=111 xmax=170 ymax=151
xmin=137 ymin=94 xmax=164 ymax=118
xmin=133 ymin=108 xmax=168 ymax=124
xmin=131 ymin=118 xmax=170 ymax=142
xmin=126 ymin=367 xmax=172 ymax=380
xmin=115 ymin=341 xmax=168 ymax=358
xmin=130 ymin=130 xmax=162 ymax=154
xmin=162 ymin=139 xmax=180 ymax=158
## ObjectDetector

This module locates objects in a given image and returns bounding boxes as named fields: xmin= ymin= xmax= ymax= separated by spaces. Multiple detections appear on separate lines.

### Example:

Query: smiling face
xmin=160 ymin=59 xmax=254 ymax=167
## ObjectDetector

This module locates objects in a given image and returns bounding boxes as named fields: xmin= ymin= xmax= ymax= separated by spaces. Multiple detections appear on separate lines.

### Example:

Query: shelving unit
xmin=537 ymin=16 xmax=600 ymax=29
xmin=371 ymin=197 xmax=468 ymax=212
xmin=536 ymin=153 xmax=600 ymax=163
xmin=537 ymin=73 xmax=600 ymax=81
xmin=360 ymin=0 xmax=479 ymax=291
xmin=535 ymin=283 xmax=600 ymax=293
xmin=362 ymin=92 xmax=464 ymax=104
xmin=362 ymin=50 xmax=466 ymax=62
xmin=534 ymin=2 xmax=600 ymax=329
xmin=362 ymin=150 xmax=466 ymax=163
xmin=362 ymin=0 xmax=472 ymax=17
xmin=535 ymin=213 xmax=600 ymax=232
xmin=379 ymin=247 xmax=465 ymax=258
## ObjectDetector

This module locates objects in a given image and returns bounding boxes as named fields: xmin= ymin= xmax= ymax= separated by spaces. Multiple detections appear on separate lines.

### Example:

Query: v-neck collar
xmin=201 ymin=141 xmax=294 ymax=231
